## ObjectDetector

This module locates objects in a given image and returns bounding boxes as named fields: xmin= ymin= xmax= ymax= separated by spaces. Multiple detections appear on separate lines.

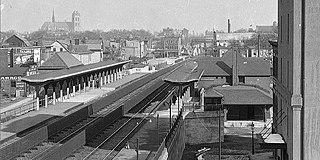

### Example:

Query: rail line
xmin=12 ymin=73 xmax=169 ymax=160
xmin=65 ymin=84 xmax=174 ymax=160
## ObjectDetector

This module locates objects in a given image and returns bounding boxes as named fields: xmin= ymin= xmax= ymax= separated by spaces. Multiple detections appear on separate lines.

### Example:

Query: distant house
xmin=38 ymin=51 xmax=83 ymax=72
xmin=70 ymin=45 xmax=101 ymax=65
xmin=51 ymin=40 xmax=70 ymax=52
xmin=3 ymin=34 xmax=32 ymax=48
xmin=196 ymin=50 xmax=271 ymax=92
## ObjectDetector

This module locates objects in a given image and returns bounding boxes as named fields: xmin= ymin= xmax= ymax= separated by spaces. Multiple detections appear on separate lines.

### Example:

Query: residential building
xmin=2 ymin=34 xmax=31 ymax=48
xmin=38 ymin=51 xmax=83 ymax=72
xmin=51 ymin=40 xmax=69 ymax=53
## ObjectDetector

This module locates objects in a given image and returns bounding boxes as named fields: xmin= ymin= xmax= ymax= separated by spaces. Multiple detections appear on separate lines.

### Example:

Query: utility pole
xmin=218 ymin=103 xmax=221 ymax=160
xmin=136 ymin=138 xmax=139 ymax=160
xmin=257 ymin=34 xmax=261 ymax=57
xmin=157 ymin=114 xmax=159 ymax=146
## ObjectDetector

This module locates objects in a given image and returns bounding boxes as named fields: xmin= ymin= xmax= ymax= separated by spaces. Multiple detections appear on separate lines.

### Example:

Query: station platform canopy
xmin=22 ymin=60 xmax=130 ymax=85
xmin=162 ymin=60 xmax=203 ymax=86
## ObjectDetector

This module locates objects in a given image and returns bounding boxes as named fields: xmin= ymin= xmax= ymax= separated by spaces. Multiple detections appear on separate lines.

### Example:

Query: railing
xmin=0 ymin=99 xmax=37 ymax=123
xmin=165 ymin=108 xmax=183 ymax=147
xmin=260 ymin=108 xmax=286 ymax=139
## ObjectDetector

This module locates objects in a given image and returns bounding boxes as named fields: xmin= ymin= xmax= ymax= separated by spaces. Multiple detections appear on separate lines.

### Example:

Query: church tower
xmin=72 ymin=10 xmax=80 ymax=32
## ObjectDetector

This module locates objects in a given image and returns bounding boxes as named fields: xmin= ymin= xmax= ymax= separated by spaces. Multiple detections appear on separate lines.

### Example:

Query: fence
xmin=0 ymin=99 xmax=37 ymax=123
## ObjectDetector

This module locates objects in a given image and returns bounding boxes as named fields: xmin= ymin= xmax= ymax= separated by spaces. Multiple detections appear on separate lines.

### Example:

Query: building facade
xmin=269 ymin=0 xmax=320 ymax=160
xmin=162 ymin=36 xmax=182 ymax=57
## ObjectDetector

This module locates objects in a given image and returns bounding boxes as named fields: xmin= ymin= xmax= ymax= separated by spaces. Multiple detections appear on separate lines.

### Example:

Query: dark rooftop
xmin=163 ymin=60 xmax=203 ymax=85
xmin=0 ymin=67 xmax=28 ymax=77
xmin=39 ymin=52 xmax=83 ymax=70
xmin=22 ymin=60 xmax=130 ymax=83
xmin=196 ymin=50 xmax=271 ymax=76
xmin=205 ymin=85 xmax=272 ymax=105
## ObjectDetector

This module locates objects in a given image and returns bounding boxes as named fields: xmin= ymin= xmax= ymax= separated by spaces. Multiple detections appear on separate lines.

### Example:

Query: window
xmin=287 ymin=14 xmax=290 ymax=44
xmin=280 ymin=58 xmax=283 ymax=82
xmin=11 ymin=81 xmax=16 ymax=87
xmin=280 ymin=16 xmax=283 ymax=43
xmin=53 ymin=48 xmax=56 ymax=52
xmin=60 ymin=48 xmax=63 ymax=51
xmin=287 ymin=61 xmax=289 ymax=88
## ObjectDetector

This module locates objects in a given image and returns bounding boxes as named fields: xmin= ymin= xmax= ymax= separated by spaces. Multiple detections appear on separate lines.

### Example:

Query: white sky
xmin=0 ymin=0 xmax=277 ymax=33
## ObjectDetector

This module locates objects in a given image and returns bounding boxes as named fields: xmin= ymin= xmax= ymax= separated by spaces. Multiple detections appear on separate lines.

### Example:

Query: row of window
xmin=53 ymin=48 xmax=64 ymax=52
xmin=165 ymin=46 xmax=178 ymax=50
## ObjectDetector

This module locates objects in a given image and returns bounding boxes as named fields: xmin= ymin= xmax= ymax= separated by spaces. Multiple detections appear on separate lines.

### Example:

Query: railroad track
xmin=11 ymin=73 xmax=173 ymax=160
xmin=9 ymin=60 xmax=187 ymax=160
xmin=65 ymin=84 xmax=174 ymax=160
xmin=14 ymin=117 xmax=95 ymax=160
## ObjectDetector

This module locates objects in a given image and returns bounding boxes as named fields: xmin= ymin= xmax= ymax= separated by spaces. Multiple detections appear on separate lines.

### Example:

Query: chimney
xmin=232 ymin=49 xmax=238 ymax=85
xmin=228 ymin=19 xmax=231 ymax=33
xmin=69 ymin=40 xmax=73 ymax=51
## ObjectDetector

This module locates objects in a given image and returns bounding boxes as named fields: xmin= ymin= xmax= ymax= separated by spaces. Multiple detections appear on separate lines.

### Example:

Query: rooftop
xmin=205 ymin=85 xmax=272 ymax=105
xmin=163 ymin=60 xmax=203 ymax=85
xmin=196 ymin=50 xmax=271 ymax=76
xmin=0 ymin=67 xmax=29 ymax=77
xmin=39 ymin=51 xmax=83 ymax=70
xmin=22 ymin=60 xmax=130 ymax=84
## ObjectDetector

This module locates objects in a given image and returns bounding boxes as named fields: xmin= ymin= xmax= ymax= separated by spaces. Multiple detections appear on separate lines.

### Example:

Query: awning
xmin=163 ymin=60 xmax=203 ymax=86
xmin=258 ymin=133 xmax=287 ymax=149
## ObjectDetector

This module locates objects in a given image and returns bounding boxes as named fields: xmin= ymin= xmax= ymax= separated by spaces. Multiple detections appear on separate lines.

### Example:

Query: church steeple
xmin=52 ymin=9 xmax=55 ymax=22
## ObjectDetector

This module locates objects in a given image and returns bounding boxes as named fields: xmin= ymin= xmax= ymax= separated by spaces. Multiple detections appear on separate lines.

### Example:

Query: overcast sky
xmin=0 ymin=0 xmax=277 ymax=33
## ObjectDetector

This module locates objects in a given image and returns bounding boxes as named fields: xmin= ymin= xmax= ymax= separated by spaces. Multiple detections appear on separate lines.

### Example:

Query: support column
xmin=100 ymin=72 xmax=103 ymax=88
xmin=72 ymin=78 xmax=76 ymax=97
xmin=104 ymin=71 xmax=107 ymax=85
xmin=92 ymin=74 xmax=95 ymax=89
xmin=66 ymin=80 xmax=70 ymax=99
xmin=108 ymin=70 xmax=111 ymax=83
xmin=52 ymin=83 xmax=56 ymax=105
xmin=113 ymin=69 xmax=116 ymax=82
xmin=59 ymin=81 xmax=64 ymax=102
xmin=110 ymin=70 xmax=113 ymax=83
xmin=44 ymin=85 xmax=48 ymax=108
xmin=119 ymin=67 xmax=123 ymax=79
xmin=79 ymin=77 xmax=82 ymax=94
xmin=83 ymin=76 xmax=86 ymax=92
xmin=35 ymin=86 xmax=40 ymax=111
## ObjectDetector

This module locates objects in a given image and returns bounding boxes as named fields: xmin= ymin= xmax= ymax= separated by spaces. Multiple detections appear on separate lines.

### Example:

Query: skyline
xmin=0 ymin=0 xmax=277 ymax=33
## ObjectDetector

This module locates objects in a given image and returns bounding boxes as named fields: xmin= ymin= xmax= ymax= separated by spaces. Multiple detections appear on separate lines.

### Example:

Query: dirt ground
xmin=182 ymin=127 xmax=273 ymax=160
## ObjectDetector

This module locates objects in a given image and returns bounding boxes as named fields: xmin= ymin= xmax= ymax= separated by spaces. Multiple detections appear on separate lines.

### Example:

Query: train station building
xmin=21 ymin=60 xmax=129 ymax=110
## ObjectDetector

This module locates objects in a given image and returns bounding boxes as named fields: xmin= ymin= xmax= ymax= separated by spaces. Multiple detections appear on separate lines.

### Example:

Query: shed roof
xmin=205 ymin=86 xmax=272 ymax=105
xmin=21 ymin=60 xmax=130 ymax=83
xmin=0 ymin=67 xmax=28 ymax=77
xmin=39 ymin=52 xmax=83 ymax=70
xmin=196 ymin=50 xmax=270 ymax=76
xmin=163 ymin=60 xmax=203 ymax=85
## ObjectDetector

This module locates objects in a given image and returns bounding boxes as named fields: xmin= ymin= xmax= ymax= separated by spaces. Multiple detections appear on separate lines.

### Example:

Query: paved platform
xmin=0 ymin=97 xmax=33 ymax=113
xmin=0 ymin=73 xmax=146 ymax=144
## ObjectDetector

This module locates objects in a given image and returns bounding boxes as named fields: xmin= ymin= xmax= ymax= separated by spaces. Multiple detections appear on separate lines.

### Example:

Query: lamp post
xmin=251 ymin=122 xmax=255 ymax=155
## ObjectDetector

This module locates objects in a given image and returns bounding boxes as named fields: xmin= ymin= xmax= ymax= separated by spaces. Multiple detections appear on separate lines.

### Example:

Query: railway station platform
xmin=0 ymin=73 xmax=147 ymax=144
